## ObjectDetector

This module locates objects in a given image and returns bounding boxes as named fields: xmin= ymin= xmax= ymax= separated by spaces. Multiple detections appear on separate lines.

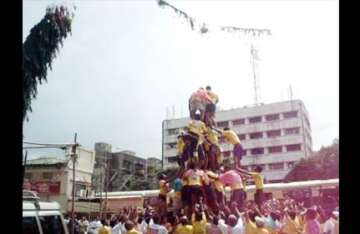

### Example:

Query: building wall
xmin=162 ymin=100 xmax=312 ymax=182
xmin=25 ymin=148 xmax=95 ymax=213
xmin=109 ymin=151 xmax=148 ymax=191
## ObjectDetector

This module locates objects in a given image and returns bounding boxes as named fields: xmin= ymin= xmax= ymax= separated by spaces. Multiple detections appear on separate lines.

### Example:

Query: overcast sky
xmin=23 ymin=0 xmax=338 ymax=160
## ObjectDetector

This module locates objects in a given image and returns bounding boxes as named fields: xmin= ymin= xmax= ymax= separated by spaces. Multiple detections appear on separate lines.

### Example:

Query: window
xmin=123 ymin=160 xmax=132 ymax=169
xmin=285 ymin=127 xmax=300 ymax=135
xmin=23 ymin=217 xmax=40 ymax=234
xmin=167 ymin=128 xmax=178 ymax=135
xmin=250 ymin=148 xmax=264 ymax=155
xmin=249 ymin=132 xmax=263 ymax=139
xmin=75 ymin=183 xmax=86 ymax=197
xmin=265 ymin=114 xmax=280 ymax=121
xmin=217 ymin=121 xmax=229 ymax=128
xmin=42 ymin=172 xmax=53 ymax=180
xmin=242 ymin=150 xmax=247 ymax=156
xmin=223 ymin=151 xmax=231 ymax=157
xmin=232 ymin=118 xmax=245 ymax=125
xmin=268 ymin=146 xmax=282 ymax=153
xmin=237 ymin=134 xmax=246 ymax=140
xmin=283 ymin=111 xmax=298 ymax=119
xmin=249 ymin=116 xmax=262 ymax=123
xmin=266 ymin=130 xmax=281 ymax=138
xmin=166 ymin=142 xmax=177 ymax=150
xmin=25 ymin=173 xmax=33 ymax=179
xmin=269 ymin=163 xmax=284 ymax=170
xmin=287 ymin=162 xmax=295 ymax=169
xmin=286 ymin=144 xmax=302 ymax=152
xmin=167 ymin=156 xmax=178 ymax=163
xmin=39 ymin=215 xmax=65 ymax=234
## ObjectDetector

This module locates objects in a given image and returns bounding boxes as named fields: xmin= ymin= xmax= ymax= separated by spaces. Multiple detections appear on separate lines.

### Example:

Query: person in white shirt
xmin=87 ymin=216 xmax=101 ymax=234
xmin=148 ymin=215 xmax=168 ymax=234
xmin=217 ymin=212 xmax=228 ymax=234
xmin=111 ymin=218 xmax=122 ymax=234
xmin=323 ymin=211 xmax=339 ymax=234
xmin=227 ymin=214 xmax=244 ymax=234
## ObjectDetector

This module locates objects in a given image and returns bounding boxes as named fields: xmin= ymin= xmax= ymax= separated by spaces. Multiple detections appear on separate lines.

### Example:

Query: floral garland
xmin=157 ymin=0 xmax=271 ymax=36
xmin=23 ymin=5 xmax=75 ymax=122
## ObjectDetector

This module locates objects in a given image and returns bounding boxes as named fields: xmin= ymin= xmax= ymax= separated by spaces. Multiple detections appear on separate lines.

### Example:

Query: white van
xmin=23 ymin=190 xmax=69 ymax=234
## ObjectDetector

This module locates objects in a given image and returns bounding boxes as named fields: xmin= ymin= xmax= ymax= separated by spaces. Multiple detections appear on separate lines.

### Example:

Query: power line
xmin=23 ymin=141 xmax=75 ymax=147
xmin=23 ymin=146 xmax=68 ymax=149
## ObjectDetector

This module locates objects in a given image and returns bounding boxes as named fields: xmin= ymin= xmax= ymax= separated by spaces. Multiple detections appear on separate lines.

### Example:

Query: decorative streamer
xmin=157 ymin=0 xmax=271 ymax=37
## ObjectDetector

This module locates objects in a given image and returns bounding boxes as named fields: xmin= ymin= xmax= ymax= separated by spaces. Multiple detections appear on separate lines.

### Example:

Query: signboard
xmin=27 ymin=181 xmax=61 ymax=195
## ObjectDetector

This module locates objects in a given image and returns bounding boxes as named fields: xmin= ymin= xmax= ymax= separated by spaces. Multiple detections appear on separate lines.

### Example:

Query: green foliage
xmin=285 ymin=140 xmax=339 ymax=182
xmin=23 ymin=5 xmax=75 ymax=122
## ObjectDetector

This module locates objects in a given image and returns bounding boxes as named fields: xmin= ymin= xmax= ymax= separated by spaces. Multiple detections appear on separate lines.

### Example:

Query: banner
xmin=26 ymin=181 xmax=61 ymax=195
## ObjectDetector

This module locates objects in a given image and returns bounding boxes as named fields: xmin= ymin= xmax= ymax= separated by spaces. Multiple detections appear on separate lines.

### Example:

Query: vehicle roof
xmin=23 ymin=201 xmax=61 ymax=211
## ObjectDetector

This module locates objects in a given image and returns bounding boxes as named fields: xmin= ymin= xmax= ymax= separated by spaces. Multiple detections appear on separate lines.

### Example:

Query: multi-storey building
xmin=23 ymin=147 xmax=96 ymax=213
xmin=162 ymin=99 xmax=312 ymax=182
xmin=110 ymin=150 xmax=147 ymax=191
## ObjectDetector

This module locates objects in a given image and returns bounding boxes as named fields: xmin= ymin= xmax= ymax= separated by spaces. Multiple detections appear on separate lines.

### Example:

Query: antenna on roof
xmin=251 ymin=44 xmax=261 ymax=106
xmin=289 ymin=84 xmax=294 ymax=110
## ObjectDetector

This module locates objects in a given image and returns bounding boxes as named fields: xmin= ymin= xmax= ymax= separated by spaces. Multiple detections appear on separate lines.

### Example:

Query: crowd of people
xmin=65 ymin=86 xmax=339 ymax=234
xmin=65 ymin=198 xmax=339 ymax=234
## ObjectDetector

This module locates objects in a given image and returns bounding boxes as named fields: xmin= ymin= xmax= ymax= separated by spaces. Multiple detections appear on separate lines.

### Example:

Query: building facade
xmin=110 ymin=150 xmax=147 ymax=191
xmin=24 ymin=148 xmax=96 ymax=213
xmin=162 ymin=100 xmax=312 ymax=182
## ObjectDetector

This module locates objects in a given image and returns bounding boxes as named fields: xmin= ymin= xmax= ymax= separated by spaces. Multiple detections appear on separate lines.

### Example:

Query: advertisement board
xmin=27 ymin=181 xmax=61 ymax=195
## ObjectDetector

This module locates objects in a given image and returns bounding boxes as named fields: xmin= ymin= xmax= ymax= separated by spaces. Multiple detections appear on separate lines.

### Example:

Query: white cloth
xmin=120 ymin=222 xmax=127 ymax=234
xmin=323 ymin=218 xmax=338 ymax=234
xmin=112 ymin=223 xmax=122 ymax=234
xmin=140 ymin=220 xmax=149 ymax=234
xmin=218 ymin=219 xmax=228 ymax=234
xmin=227 ymin=217 xmax=244 ymax=234
xmin=148 ymin=223 xmax=168 ymax=234
xmin=87 ymin=220 xmax=101 ymax=234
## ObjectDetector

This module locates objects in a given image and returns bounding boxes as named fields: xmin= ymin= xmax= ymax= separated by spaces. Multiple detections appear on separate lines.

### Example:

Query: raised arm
xmin=235 ymin=167 xmax=252 ymax=177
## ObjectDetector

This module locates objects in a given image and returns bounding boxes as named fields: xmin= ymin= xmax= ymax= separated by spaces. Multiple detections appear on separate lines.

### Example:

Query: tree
xmin=23 ymin=5 xmax=75 ymax=122
xmin=284 ymin=140 xmax=339 ymax=182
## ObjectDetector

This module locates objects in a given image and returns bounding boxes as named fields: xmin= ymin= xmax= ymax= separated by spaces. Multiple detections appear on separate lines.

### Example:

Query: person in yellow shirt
xmin=206 ymin=170 xmax=226 ymax=211
xmin=192 ymin=211 xmax=207 ymax=234
xmin=204 ymin=86 xmax=218 ymax=127
xmin=175 ymin=216 xmax=193 ymax=234
xmin=216 ymin=127 xmax=244 ymax=168
xmin=177 ymin=134 xmax=186 ymax=169
xmin=125 ymin=220 xmax=142 ymax=234
xmin=204 ymin=127 xmax=221 ymax=171
xmin=186 ymin=112 xmax=207 ymax=167
xmin=254 ymin=216 xmax=270 ymax=234
xmin=281 ymin=210 xmax=303 ymax=234
xmin=206 ymin=86 xmax=219 ymax=104
xmin=182 ymin=162 xmax=205 ymax=216
xmin=243 ymin=210 xmax=260 ymax=234
xmin=98 ymin=219 xmax=112 ymax=234
xmin=236 ymin=165 xmax=264 ymax=209
xmin=158 ymin=174 xmax=171 ymax=216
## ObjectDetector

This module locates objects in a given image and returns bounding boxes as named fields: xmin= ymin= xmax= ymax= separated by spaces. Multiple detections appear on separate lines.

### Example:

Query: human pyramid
xmin=157 ymin=86 xmax=265 ymax=218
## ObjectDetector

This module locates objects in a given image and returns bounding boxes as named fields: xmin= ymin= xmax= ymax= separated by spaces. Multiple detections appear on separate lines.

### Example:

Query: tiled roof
xmin=26 ymin=156 xmax=67 ymax=165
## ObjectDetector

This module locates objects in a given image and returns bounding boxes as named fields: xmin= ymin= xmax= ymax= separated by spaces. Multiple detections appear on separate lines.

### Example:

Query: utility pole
xmin=70 ymin=133 xmax=78 ymax=234
xmin=22 ymin=151 xmax=28 ymax=189
xmin=103 ymin=153 xmax=109 ymax=219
